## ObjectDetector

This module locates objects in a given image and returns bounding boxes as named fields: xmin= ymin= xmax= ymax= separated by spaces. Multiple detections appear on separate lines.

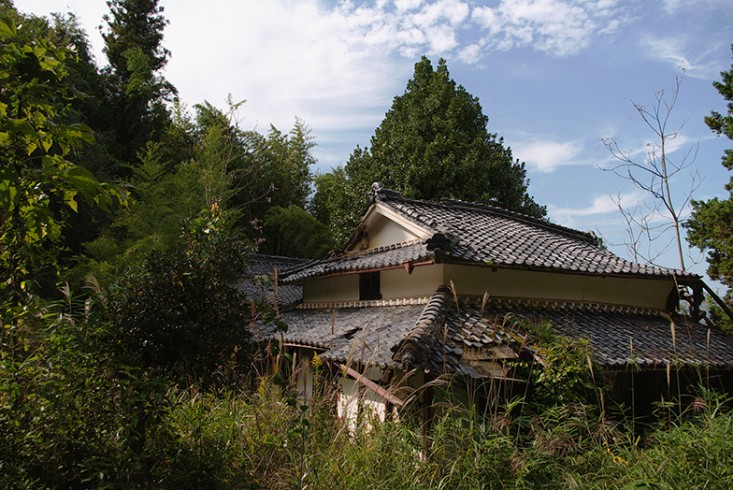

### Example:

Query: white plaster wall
xmin=336 ymin=377 xmax=388 ymax=431
xmin=337 ymin=378 xmax=360 ymax=431
xmin=444 ymin=264 xmax=674 ymax=309
xmin=361 ymin=389 xmax=388 ymax=422
xmin=295 ymin=356 xmax=313 ymax=401
xmin=367 ymin=217 xmax=419 ymax=249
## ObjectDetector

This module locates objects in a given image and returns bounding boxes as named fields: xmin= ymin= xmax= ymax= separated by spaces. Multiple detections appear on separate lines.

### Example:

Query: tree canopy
xmin=315 ymin=57 xmax=545 ymax=245
xmin=686 ymin=46 xmax=733 ymax=322
xmin=0 ymin=14 xmax=124 ymax=302
xmin=101 ymin=0 xmax=176 ymax=168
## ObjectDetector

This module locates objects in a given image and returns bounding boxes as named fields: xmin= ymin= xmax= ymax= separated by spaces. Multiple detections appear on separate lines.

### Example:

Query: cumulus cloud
xmin=20 ymin=0 xmax=631 ymax=168
xmin=472 ymin=0 xmax=625 ymax=57
xmin=160 ymin=0 xmax=628 ymax=142
xmin=513 ymin=140 xmax=583 ymax=173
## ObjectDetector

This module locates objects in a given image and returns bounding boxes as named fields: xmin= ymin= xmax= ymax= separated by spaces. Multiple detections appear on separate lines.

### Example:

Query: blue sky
xmin=19 ymin=0 xmax=733 ymax=284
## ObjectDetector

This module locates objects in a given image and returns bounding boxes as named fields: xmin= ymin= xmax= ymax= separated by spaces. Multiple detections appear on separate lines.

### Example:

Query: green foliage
xmin=261 ymin=205 xmax=335 ymax=258
xmin=262 ymin=119 xmax=315 ymax=211
xmin=687 ymin=45 xmax=733 ymax=323
xmin=0 ymin=14 xmax=125 ymax=302
xmin=79 ymin=101 xmax=255 ymax=285
xmin=101 ymin=0 xmax=176 ymax=167
xmin=312 ymin=163 xmax=364 ymax=247
xmin=530 ymin=324 xmax=598 ymax=407
xmin=0 ymin=290 xmax=170 ymax=489
xmin=315 ymin=57 xmax=546 ymax=243
xmin=5 ymin=319 xmax=733 ymax=490
xmin=507 ymin=319 xmax=600 ymax=408
xmin=103 ymin=209 xmax=252 ymax=383
xmin=239 ymin=118 xmax=317 ymax=230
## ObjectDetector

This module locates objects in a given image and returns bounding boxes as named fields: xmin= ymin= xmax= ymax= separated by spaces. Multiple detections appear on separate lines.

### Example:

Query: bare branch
xmin=600 ymin=76 xmax=699 ymax=273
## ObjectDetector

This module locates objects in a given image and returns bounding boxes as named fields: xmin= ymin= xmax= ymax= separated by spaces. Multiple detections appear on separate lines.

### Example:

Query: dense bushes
xmin=4 ymin=316 xmax=733 ymax=490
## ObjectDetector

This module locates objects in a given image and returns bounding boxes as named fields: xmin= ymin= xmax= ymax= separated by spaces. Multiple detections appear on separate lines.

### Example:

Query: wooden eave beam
xmin=338 ymin=363 xmax=405 ymax=408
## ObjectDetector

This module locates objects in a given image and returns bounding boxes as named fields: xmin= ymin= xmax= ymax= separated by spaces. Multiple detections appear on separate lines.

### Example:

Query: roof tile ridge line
xmin=437 ymin=197 xmax=604 ymax=246
xmin=461 ymin=295 xmax=667 ymax=316
xmin=296 ymin=297 xmax=431 ymax=310
xmin=376 ymin=196 xmax=441 ymax=234
xmin=286 ymin=238 xmax=427 ymax=277
xmin=279 ymin=245 xmax=369 ymax=279
xmin=393 ymin=286 xmax=453 ymax=368
xmin=248 ymin=253 xmax=312 ymax=263
xmin=344 ymin=238 xmax=426 ymax=256
xmin=376 ymin=189 xmax=603 ymax=248
xmin=276 ymin=256 xmax=324 ymax=278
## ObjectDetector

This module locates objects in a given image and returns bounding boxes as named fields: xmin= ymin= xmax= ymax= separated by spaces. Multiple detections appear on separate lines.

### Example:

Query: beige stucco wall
xmin=303 ymin=274 xmax=359 ymax=303
xmin=381 ymin=265 xmax=444 ymax=299
xmin=302 ymin=262 xmax=674 ymax=310
xmin=443 ymin=264 xmax=674 ymax=310
xmin=301 ymin=264 xmax=443 ymax=303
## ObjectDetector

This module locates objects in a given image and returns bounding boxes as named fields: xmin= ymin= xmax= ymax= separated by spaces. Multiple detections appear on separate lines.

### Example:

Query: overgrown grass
xmin=4 ymin=350 xmax=733 ymax=489
xmin=136 ymin=379 xmax=733 ymax=489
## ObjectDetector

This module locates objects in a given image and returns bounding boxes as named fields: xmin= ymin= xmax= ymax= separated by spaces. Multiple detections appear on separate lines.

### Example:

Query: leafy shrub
xmin=103 ymin=208 xmax=252 ymax=385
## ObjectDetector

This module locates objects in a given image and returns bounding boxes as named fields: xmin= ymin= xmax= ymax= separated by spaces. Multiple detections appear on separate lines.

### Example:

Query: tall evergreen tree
xmin=101 ymin=0 xmax=176 ymax=169
xmin=686 ymin=46 xmax=733 ymax=323
xmin=316 ymin=56 xmax=545 ymax=244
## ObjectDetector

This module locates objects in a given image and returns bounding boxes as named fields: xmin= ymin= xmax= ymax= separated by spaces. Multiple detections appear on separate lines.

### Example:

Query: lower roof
xmin=253 ymin=288 xmax=733 ymax=375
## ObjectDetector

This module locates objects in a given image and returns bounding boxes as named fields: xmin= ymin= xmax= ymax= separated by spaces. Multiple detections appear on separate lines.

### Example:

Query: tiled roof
xmin=395 ymin=297 xmax=733 ymax=374
xmin=258 ymin=303 xmax=428 ymax=368
xmin=280 ymin=188 xmax=695 ymax=283
xmin=237 ymin=254 xmax=309 ymax=308
xmin=254 ymin=288 xmax=733 ymax=374
xmin=283 ymin=241 xmax=431 ymax=283
xmin=378 ymin=191 xmax=690 ymax=278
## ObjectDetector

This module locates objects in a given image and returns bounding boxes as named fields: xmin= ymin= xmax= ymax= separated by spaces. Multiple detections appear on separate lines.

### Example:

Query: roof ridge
xmin=392 ymin=286 xmax=453 ymax=368
xmin=387 ymin=193 xmax=602 ymax=247
xmin=342 ymin=238 xmax=425 ymax=257
xmin=439 ymin=198 xmax=602 ymax=246
xmin=277 ymin=257 xmax=322 ymax=279
xmin=297 ymin=296 xmax=432 ymax=309
xmin=249 ymin=253 xmax=311 ymax=262
xmin=372 ymin=185 xmax=606 ymax=247
xmin=461 ymin=295 xmax=666 ymax=317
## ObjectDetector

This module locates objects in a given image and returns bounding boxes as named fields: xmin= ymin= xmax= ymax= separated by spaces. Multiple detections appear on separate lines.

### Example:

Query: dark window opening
xmin=359 ymin=271 xmax=382 ymax=301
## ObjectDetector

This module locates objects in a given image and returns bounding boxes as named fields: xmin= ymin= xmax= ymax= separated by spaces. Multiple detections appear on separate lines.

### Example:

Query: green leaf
xmin=0 ymin=18 xmax=16 ymax=39
xmin=64 ymin=190 xmax=78 ymax=212
xmin=66 ymin=165 xmax=104 ymax=200
xmin=0 ymin=167 xmax=20 ymax=210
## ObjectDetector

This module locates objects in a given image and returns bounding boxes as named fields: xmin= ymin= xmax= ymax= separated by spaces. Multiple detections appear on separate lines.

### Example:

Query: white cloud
xmin=411 ymin=0 xmax=469 ymax=27
xmin=513 ymin=140 xmax=583 ymax=173
xmin=457 ymin=43 xmax=482 ymax=64
xmin=661 ymin=0 xmax=730 ymax=14
xmin=471 ymin=0 xmax=625 ymax=57
xmin=164 ymin=0 xmax=410 ymax=136
xmin=395 ymin=0 xmax=423 ymax=12
xmin=639 ymin=35 xmax=722 ymax=79
xmin=547 ymin=190 xmax=644 ymax=226
xmin=471 ymin=6 xmax=501 ymax=34
xmin=640 ymin=36 xmax=693 ymax=72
